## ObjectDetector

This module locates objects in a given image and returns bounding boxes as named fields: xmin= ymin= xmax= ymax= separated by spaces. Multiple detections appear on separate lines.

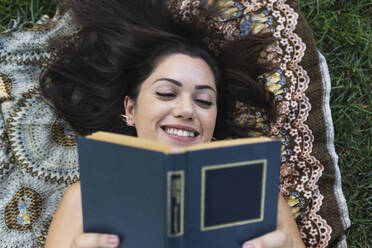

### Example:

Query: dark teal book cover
xmin=78 ymin=132 xmax=281 ymax=248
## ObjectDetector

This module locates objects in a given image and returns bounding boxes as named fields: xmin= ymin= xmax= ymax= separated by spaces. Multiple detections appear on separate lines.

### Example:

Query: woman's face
xmin=124 ymin=53 xmax=217 ymax=149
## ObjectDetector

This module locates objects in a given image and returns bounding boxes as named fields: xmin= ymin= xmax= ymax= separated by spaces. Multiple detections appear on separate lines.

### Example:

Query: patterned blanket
xmin=0 ymin=1 xmax=350 ymax=247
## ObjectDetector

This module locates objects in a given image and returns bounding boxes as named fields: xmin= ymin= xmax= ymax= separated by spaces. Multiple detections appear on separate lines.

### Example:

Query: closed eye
xmin=196 ymin=99 xmax=212 ymax=106
xmin=156 ymin=92 xmax=176 ymax=98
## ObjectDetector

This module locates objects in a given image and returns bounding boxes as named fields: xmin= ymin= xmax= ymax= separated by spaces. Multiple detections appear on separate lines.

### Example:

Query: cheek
xmin=200 ymin=108 xmax=217 ymax=137
xmin=136 ymin=99 xmax=169 ymax=127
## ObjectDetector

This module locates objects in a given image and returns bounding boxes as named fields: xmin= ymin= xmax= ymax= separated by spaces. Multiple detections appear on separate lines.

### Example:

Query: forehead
xmin=144 ymin=53 xmax=216 ymax=89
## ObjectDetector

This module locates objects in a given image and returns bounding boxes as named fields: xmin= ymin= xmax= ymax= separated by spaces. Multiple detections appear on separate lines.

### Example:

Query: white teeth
xmin=165 ymin=128 xmax=196 ymax=137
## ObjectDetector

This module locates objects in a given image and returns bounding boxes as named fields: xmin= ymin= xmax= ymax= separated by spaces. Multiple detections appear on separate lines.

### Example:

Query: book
xmin=78 ymin=131 xmax=281 ymax=248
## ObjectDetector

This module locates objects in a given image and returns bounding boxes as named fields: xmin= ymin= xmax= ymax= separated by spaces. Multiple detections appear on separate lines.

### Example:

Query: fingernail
xmin=107 ymin=235 xmax=119 ymax=245
xmin=242 ymin=242 xmax=255 ymax=248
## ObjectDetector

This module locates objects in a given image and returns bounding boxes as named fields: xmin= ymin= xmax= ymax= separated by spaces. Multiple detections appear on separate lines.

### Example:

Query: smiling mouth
xmin=161 ymin=126 xmax=200 ymax=138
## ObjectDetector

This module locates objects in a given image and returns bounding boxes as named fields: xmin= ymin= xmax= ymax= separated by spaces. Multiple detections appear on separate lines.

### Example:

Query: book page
xmin=86 ymin=131 xmax=173 ymax=153
xmin=86 ymin=131 xmax=275 ymax=153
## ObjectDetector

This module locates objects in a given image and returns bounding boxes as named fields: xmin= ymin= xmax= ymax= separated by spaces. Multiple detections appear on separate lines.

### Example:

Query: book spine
xmin=165 ymin=154 xmax=186 ymax=248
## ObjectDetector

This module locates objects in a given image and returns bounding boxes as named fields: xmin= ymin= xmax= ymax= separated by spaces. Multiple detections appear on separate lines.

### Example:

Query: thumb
xmin=72 ymin=233 xmax=120 ymax=248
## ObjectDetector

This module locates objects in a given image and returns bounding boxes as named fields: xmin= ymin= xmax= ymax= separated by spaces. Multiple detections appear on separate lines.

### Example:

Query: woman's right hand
xmin=71 ymin=233 xmax=120 ymax=248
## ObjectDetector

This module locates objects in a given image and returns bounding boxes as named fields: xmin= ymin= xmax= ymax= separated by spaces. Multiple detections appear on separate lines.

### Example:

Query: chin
xmin=164 ymin=138 xmax=200 ymax=149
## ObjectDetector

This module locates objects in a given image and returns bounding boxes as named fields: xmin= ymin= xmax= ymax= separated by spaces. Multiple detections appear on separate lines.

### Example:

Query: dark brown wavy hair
xmin=40 ymin=0 xmax=276 ymax=139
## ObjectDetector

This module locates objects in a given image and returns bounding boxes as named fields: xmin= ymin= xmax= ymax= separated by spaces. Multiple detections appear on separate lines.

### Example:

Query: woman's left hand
xmin=241 ymin=194 xmax=305 ymax=248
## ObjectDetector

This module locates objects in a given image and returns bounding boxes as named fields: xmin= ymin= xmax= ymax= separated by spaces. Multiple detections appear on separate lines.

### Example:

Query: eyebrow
xmin=154 ymin=78 xmax=217 ymax=94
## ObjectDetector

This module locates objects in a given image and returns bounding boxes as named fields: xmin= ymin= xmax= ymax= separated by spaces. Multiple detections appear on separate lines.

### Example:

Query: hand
xmin=71 ymin=233 xmax=120 ymax=248
xmin=241 ymin=194 xmax=305 ymax=248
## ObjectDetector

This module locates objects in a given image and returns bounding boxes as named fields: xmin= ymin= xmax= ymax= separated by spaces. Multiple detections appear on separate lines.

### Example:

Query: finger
xmin=242 ymin=230 xmax=291 ymax=248
xmin=72 ymin=233 xmax=119 ymax=248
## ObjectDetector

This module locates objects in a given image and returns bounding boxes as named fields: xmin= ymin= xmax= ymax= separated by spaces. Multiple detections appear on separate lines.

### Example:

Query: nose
xmin=172 ymin=96 xmax=195 ymax=120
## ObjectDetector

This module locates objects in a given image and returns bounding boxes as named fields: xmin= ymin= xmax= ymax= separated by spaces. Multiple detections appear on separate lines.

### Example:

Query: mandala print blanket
xmin=0 ymin=0 xmax=350 ymax=247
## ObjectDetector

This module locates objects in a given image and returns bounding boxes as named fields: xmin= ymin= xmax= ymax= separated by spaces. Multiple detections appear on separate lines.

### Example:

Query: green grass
xmin=298 ymin=0 xmax=372 ymax=247
xmin=0 ymin=0 xmax=58 ymax=32
xmin=1 ymin=0 xmax=371 ymax=247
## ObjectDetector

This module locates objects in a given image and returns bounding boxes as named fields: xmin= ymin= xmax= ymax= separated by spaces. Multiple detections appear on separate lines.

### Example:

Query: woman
xmin=42 ymin=0 xmax=305 ymax=247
